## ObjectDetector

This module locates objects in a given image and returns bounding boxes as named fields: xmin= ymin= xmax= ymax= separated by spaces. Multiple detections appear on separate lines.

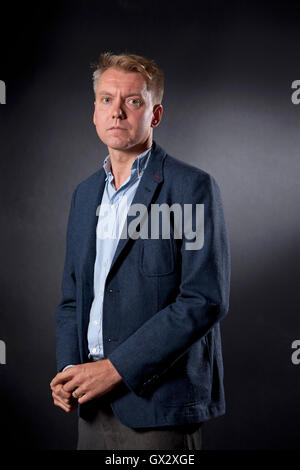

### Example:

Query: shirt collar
xmin=103 ymin=147 xmax=151 ymax=183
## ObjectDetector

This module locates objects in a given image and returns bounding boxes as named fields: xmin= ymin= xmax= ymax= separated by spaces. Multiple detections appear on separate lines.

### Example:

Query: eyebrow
xmin=98 ymin=91 xmax=143 ymax=97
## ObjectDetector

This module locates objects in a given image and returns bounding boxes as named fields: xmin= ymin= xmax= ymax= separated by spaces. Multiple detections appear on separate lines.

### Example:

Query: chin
xmin=105 ymin=138 xmax=134 ymax=150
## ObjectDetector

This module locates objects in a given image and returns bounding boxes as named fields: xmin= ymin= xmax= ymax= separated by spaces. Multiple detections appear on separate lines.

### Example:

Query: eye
xmin=128 ymin=98 xmax=141 ymax=106
xmin=101 ymin=97 xmax=111 ymax=103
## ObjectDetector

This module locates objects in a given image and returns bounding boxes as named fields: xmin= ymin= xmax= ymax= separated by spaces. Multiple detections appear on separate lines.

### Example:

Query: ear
xmin=151 ymin=104 xmax=163 ymax=128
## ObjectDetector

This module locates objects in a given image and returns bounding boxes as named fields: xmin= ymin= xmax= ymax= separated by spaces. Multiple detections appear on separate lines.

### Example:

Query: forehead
xmin=97 ymin=67 xmax=149 ymax=95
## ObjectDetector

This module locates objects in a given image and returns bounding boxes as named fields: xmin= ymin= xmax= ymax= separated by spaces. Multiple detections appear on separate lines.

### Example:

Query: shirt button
xmin=104 ymin=262 xmax=107 ymax=267
xmin=92 ymin=348 xmax=97 ymax=354
xmin=94 ymin=320 xmax=98 ymax=326
xmin=100 ymin=290 xmax=103 ymax=296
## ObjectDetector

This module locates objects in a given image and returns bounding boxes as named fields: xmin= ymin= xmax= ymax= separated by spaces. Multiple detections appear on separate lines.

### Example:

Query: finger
xmin=52 ymin=388 xmax=77 ymax=405
xmin=72 ymin=385 xmax=86 ymax=400
xmin=54 ymin=394 xmax=78 ymax=412
xmin=52 ymin=390 xmax=72 ymax=407
xmin=63 ymin=378 xmax=81 ymax=393
xmin=50 ymin=374 xmax=65 ymax=388
xmin=78 ymin=389 xmax=102 ymax=405
xmin=50 ymin=369 xmax=75 ymax=388
xmin=78 ymin=392 xmax=92 ymax=405
xmin=56 ymin=384 xmax=73 ymax=400
xmin=53 ymin=390 xmax=72 ymax=405
xmin=53 ymin=395 xmax=72 ymax=412
xmin=55 ymin=401 xmax=72 ymax=413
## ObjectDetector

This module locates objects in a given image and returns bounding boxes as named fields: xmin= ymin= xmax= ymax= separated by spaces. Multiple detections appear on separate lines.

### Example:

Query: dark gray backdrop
xmin=1 ymin=0 xmax=300 ymax=450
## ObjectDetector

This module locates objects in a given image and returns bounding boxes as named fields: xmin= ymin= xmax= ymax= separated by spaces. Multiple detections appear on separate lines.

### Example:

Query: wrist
xmin=106 ymin=359 xmax=123 ymax=384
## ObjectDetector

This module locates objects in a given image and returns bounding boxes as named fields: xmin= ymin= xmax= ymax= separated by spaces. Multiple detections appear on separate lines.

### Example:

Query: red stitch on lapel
xmin=154 ymin=173 xmax=160 ymax=180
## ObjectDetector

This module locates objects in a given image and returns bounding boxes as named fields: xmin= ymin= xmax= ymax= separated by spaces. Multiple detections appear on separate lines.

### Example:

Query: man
xmin=50 ymin=52 xmax=230 ymax=450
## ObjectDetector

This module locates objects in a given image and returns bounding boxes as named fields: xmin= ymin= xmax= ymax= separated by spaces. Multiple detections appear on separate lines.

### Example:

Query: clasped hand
xmin=50 ymin=359 xmax=122 ymax=412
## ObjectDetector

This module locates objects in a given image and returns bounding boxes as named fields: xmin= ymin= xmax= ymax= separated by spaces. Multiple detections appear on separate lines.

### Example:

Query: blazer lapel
xmin=108 ymin=140 xmax=166 ymax=276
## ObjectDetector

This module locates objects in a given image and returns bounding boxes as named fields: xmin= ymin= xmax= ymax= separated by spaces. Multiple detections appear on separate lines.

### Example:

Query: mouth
xmin=108 ymin=127 xmax=126 ymax=130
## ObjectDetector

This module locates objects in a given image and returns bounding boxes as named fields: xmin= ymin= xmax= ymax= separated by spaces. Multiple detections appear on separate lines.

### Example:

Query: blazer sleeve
xmin=107 ymin=172 xmax=231 ymax=396
xmin=55 ymin=187 xmax=81 ymax=372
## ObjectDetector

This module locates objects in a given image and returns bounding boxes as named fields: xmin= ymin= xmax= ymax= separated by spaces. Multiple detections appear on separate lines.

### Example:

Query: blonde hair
xmin=92 ymin=52 xmax=164 ymax=104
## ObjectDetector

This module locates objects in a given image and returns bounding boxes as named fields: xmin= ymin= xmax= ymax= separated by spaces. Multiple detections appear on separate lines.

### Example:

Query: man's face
xmin=93 ymin=67 xmax=160 ymax=152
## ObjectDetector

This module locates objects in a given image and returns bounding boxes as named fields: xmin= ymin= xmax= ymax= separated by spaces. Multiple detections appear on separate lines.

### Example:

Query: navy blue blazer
xmin=55 ymin=141 xmax=231 ymax=427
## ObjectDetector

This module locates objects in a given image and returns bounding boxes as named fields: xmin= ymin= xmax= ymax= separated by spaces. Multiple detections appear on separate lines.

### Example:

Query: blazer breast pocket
xmin=140 ymin=238 xmax=175 ymax=276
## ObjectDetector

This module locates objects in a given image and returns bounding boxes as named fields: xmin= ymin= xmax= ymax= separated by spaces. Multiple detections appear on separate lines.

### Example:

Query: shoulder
xmin=163 ymin=152 xmax=218 ymax=190
xmin=72 ymin=168 xmax=104 ymax=199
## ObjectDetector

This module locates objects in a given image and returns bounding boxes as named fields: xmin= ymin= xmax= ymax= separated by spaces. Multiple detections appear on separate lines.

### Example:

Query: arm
xmin=107 ymin=173 xmax=231 ymax=396
xmin=55 ymin=187 xmax=81 ymax=373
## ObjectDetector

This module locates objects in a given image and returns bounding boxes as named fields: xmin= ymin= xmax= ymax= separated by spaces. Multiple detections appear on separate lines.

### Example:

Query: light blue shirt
xmin=87 ymin=147 xmax=151 ymax=361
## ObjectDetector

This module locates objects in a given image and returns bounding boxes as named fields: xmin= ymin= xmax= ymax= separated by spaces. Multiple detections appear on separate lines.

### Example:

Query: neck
xmin=108 ymin=138 xmax=152 ymax=190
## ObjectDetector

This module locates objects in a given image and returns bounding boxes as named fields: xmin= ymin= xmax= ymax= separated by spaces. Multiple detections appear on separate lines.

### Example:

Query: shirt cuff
xmin=62 ymin=364 xmax=75 ymax=372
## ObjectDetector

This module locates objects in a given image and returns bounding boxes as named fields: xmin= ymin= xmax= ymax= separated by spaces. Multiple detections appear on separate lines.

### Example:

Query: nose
xmin=112 ymin=103 xmax=125 ymax=120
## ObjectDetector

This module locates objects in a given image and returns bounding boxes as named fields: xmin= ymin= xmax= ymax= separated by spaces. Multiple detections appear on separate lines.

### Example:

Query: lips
xmin=108 ymin=127 xmax=126 ymax=130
